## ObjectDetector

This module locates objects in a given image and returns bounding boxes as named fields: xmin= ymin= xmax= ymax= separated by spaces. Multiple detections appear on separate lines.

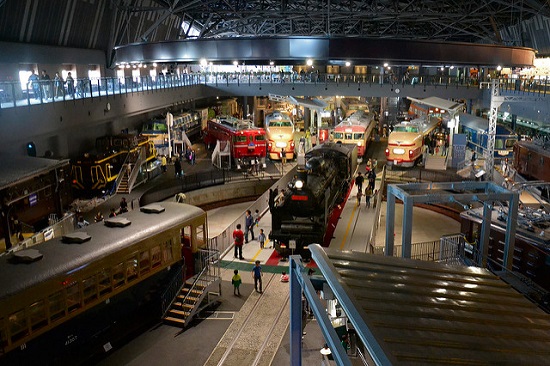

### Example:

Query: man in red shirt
xmin=233 ymin=224 xmax=245 ymax=260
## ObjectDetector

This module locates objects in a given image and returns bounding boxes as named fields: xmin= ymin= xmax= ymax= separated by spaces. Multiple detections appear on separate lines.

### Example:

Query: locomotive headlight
xmin=295 ymin=180 xmax=304 ymax=189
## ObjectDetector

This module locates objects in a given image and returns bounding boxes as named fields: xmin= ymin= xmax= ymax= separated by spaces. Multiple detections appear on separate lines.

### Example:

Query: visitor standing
xmin=252 ymin=260 xmax=263 ymax=293
xmin=233 ymin=224 xmax=244 ymax=260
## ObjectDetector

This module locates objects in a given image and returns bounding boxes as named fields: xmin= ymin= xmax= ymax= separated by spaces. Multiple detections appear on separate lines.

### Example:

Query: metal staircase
xmin=116 ymin=146 xmax=146 ymax=194
xmin=162 ymin=249 xmax=221 ymax=328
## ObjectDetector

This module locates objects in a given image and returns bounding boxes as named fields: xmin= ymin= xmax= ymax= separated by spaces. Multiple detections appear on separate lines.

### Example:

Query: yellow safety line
xmin=249 ymin=239 xmax=270 ymax=262
xmin=339 ymin=202 xmax=359 ymax=250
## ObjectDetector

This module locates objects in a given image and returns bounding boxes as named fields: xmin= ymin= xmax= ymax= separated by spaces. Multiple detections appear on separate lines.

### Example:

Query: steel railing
xmin=3 ymin=74 xmax=544 ymax=110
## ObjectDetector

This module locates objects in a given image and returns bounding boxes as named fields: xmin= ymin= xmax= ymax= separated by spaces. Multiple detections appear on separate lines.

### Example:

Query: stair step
xmin=169 ymin=309 xmax=191 ymax=317
xmin=181 ymin=288 xmax=203 ymax=295
xmin=176 ymin=295 xmax=198 ymax=303
xmin=174 ymin=301 xmax=194 ymax=309
xmin=164 ymin=316 xmax=186 ymax=325
xmin=184 ymin=283 xmax=206 ymax=290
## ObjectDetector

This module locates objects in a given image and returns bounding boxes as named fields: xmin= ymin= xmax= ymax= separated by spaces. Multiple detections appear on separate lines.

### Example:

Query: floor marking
xmin=249 ymin=239 xmax=270 ymax=262
xmin=339 ymin=201 xmax=359 ymax=250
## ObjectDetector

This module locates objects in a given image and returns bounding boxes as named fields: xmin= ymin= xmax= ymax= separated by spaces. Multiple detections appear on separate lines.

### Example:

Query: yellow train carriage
xmin=0 ymin=202 xmax=207 ymax=361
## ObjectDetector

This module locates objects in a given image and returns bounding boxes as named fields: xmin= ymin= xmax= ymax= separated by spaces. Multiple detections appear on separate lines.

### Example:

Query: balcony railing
xmin=3 ymin=73 xmax=536 ymax=110
xmin=0 ymin=74 xmax=202 ymax=109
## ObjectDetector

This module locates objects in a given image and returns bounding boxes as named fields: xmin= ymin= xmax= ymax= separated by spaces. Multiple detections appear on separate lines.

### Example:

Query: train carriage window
xmin=98 ymin=269 xmax=112 ymax=295
xmin=182 ymin=226 xmax=191 ymax=247
xmin=162 ymin=241 xmax=173 ymax=262
xmin=66 ymin=283 xmax=81 ymax=313
xmin=151 ymin=246 xmax=162 ymax=268
xmin=113 ymin=263 xmax=125 ymax=288
xmin=8 ymin=309 xmax=28 ymax=342
xmin=29 ymin=300 xmax=47 ymax=331
xmin=48 ymin=291 xmax=65 ymax=321
xmin=126 ymin=257 xmax=138 ymax=282
xmin=139 ymin=250 xmax=151 ymax=275
xmin=195 ymin=223 xmax=206 ymax=248
xmin=82 ymin=275 xmax=98 ymax=305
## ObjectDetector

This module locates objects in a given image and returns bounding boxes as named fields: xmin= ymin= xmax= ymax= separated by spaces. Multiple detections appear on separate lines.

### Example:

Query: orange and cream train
xmin=332 ymin=110 xmax=376 ymax=159
xmin=385 ymin=116 xmax=440 ymax=167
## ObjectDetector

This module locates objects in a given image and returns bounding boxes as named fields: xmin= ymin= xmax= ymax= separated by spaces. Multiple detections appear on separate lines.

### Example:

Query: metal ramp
xmin=163 ymin=249 xmax=221 ymax=328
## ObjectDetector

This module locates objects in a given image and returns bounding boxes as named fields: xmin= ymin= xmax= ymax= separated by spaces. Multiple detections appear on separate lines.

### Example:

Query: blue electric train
xmin=458 ymin=113 xmax=518 ymax=158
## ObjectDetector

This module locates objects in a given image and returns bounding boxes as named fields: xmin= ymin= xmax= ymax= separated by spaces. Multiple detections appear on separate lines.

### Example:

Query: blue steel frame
xmin=384 ymin=181 xmax=519 ymax=269
xmin=290 ymin=251 xmax=392 ymax=365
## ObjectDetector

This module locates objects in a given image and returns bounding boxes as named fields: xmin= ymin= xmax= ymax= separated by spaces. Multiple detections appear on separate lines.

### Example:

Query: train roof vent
xmin=104 ymin=217 xmax=132 ymax=227
xmin=140 ymin=204 xmax=166 ymax=214
xmin=62 ymin=232 xmax=92 ymax=244
xmin=13 ymin=249 xmax=43 ymax=263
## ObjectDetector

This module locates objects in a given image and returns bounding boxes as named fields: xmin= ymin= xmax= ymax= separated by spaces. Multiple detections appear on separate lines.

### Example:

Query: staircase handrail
xmin=161 ymin=248 xmax=221 ymax=320
xmin=367 ymin=165 xmax=386 ymax=252
xmin=160 ymin=265 xmax=185 ymax=317
xmin=113 ymin=151 xmax=133 ymax=195
xmin=125 ymin=146 xmax=146 ymax=193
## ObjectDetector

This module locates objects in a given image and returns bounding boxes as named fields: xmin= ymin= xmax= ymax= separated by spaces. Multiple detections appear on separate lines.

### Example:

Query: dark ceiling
xmin=1 ymin=0 xmax=550 ymax=64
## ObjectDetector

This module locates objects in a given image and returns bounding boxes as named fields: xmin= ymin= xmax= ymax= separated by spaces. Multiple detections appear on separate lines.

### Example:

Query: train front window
xmin=394 ymin=126 xmax=419 ymax=133
xmin=234 ymin=135 xmax=247 ymax=143
xmin=354 ymin=133 xmax=364 ymax=140
xmin=333 ymin=132 xmax=344 ymax=139
xmin=255 ymin=135 xmax=265 ymax=141
xmin=495 ymin=140 xmax=504 ymax=149
xmin=505 ymin=139 xmax=516 ymax=148
xmin=345 ymin=133 xmax=352 ymax=140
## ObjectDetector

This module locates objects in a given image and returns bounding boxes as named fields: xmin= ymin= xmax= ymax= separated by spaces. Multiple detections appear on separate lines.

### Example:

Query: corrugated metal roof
xmin=310 ymin=245 xmax=550 ymax=365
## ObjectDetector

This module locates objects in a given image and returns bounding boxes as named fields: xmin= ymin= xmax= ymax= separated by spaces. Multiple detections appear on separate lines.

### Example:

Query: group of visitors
xmin=354 ymin=162 xmax=378 ymax=208
xmin=231 ymin=259 xmax=264 ymax=296
xmin=27 ymin=69 xmax=76 ymax=100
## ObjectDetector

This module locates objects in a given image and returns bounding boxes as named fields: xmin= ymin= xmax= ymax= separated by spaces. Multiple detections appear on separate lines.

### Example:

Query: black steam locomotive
xmin=269 ymin=142 xmax=357 ymax=255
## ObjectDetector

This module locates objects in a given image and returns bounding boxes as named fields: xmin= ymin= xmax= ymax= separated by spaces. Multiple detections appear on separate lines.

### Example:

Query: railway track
xmin=204 ymin=272 xmax=291 ymax=366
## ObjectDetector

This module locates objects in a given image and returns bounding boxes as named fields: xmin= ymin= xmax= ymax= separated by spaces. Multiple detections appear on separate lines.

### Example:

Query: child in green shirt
xmin=232 ymin=269 xmax=242 ymax=296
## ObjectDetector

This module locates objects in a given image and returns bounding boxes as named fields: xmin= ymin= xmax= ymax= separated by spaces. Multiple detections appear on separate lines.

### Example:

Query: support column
xmin=243 ymin=96 xmax=249 ymax=120
xmin=304 ymin=107 xmax=311 ymax=131
xmin=478 ymin=202 xmax=492 ymax=267
xmin=503 ymin=193 xmax=519 ymax=270
xmin=385 ymin=188 xmax=396 ymax=256
xmin=289 ymin=258 xmax=302 ymax=366
xmin=401 ymin=197 xmax=413 ymax=258
xmin=1 ymin=202 xmax=12 ymax=250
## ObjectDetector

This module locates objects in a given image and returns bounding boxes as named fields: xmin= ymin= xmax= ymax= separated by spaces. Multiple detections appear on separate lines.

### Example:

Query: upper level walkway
xmin=3 ymin=72 xmax=535 ymax=111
